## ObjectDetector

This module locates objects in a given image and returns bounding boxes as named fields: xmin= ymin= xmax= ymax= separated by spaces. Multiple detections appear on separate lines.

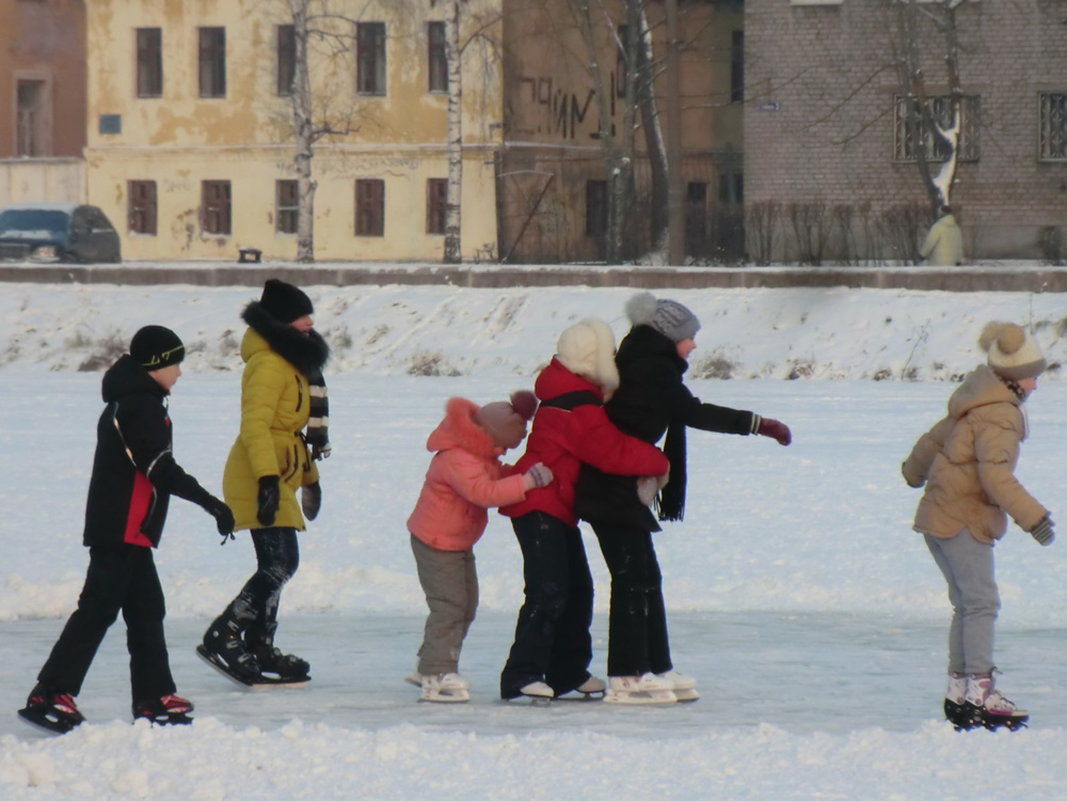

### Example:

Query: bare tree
xmin=431 ymin=1 xmax=502 ymax=263
xmin=890 ymin=0 xmax=967 ymax=215
xmin=277 ymin=0 xmax=364 ymax=262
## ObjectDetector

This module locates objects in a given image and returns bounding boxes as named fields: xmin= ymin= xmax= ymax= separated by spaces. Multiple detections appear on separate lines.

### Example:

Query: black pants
xmin=500 ymin=511 xmax=594 ymax=698
xmin=590 ymin=521 xmax=672 ymax=677
xmin=38 ymin=545 xmax=175 ymax=703
xmin=229 ymin=527 xmax=299 ymax=641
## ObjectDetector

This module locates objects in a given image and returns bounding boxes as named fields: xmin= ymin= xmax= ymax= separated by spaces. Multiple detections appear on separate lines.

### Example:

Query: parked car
xmin=0 ymin=202 xmax=121 ymax=263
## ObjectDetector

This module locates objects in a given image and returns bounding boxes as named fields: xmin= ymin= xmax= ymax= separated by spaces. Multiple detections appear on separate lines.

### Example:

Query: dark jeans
xmin=38 ymin=545 xmax=175 ymax=703
xmin=500 ymin=511 xmax=594 ymax=698
xmin=590 ymin=521 xmax=672 ymax=677
xmin=230 ymin=527 xmax=300 ymax=642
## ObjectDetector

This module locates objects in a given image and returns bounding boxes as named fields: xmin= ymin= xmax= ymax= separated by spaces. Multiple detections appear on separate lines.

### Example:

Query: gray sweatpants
xmin=410 ymin=534 xmax=479 ymax=676
xmin=924 ymin=529 xmax=1000 ymax=676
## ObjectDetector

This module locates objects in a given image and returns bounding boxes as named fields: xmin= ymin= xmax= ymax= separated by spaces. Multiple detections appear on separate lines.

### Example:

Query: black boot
xmin=201 ymin=609 xmax=261 ymax=684
xmin=247 ymin=622 xmax=310 ymax=681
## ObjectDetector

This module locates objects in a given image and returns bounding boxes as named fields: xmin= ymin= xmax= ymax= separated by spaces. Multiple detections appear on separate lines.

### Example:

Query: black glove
xmin=1030 ymin=515 xmax=1055 ymax=547
xmin=201 ymin=494 xmax=235 ymax=538
xmin=257 ymin=475 xmax=280 ymax=527
xmin=302 ymin=481 xmax=322 ymax=521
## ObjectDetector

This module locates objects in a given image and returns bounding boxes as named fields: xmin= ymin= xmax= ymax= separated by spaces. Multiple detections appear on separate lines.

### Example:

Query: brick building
xmin=743 ymin=0 xmax=1067 ymax=262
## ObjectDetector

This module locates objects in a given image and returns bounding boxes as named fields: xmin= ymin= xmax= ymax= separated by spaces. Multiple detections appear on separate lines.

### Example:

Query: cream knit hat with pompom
xmin=979 ymin=322 xmax=1046 ymax=381
xmin=555 ymin=318 xmax=620 ymax=399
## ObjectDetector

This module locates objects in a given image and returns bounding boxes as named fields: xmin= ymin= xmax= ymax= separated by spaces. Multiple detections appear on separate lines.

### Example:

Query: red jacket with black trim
xmin=500 ymin=357 xmax=669 ymax=527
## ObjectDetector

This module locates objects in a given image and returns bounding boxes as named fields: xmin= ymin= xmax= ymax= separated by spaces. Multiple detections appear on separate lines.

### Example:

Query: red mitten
xmin=757 ymin=417 xmax=792 ymax=446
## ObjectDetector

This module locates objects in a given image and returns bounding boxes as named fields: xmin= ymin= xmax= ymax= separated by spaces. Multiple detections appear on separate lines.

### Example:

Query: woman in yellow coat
xmin=200 ymin=279 xmax=330 ymax=686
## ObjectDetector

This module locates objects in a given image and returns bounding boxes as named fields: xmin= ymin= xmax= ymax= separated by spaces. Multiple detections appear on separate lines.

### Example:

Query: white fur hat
xmin=626 ymin=291 xmax=700 ymax=343
xmin=979 ymin=322 xmax=1046 ymax=381
xmin=555 ymin=318 xmax=620 ymax=398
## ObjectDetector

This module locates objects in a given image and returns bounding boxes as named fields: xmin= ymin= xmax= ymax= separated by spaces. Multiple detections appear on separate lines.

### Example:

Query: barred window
xmin=201 ymin=180 xmax=231 ymax=235
xmin=198 ymin=27 xmax=226 ymax=98
xmin=276 ymin=180 xmax=298 ymax=234
xmin=356 ymin=179 xmax=385 ymax=236
xmin=893 ymin=94 xmax=980 ymax=162
xmin=428 ymin=22 xmax=447 ymax=94
xmin=277 ymin=25 xmax=296 ymax=97
xmin=1039 ymin=93 xmax=1067 ymax=162
xmin=357 ymin=22 xmax=386 ymax=96
xmin=426 ymin=178 xmax=447 ymax=235
xmin=136 ymin=28 xmax=163 ymax=98
xmin=128 ymin=180 xmax=157 ymax=235
xmin=585 ymin=180 xmax=608 ymax=237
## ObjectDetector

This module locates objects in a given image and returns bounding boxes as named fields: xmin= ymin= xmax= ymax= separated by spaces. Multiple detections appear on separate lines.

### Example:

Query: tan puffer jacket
xmin=902 ymin=364 xmax=1047 ymax=544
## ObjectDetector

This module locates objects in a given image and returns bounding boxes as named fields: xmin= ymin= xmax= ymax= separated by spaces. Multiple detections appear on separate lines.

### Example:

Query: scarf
xmin=305 ymin=366 xmax=330 ymax=460
xmin=242 ymin=300 xmax=331 ymax=460
xmin=655 ymin=418 xmax=687 ymax=522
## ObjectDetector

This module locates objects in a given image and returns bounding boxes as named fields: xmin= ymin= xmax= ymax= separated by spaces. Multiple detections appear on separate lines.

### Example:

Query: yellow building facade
xmin=85 ymin=0 xmax=504 ymax=262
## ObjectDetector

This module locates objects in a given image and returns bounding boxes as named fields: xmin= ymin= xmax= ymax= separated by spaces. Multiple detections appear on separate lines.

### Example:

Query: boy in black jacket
xmin=17 ymin=326 xmax=234 ymax=734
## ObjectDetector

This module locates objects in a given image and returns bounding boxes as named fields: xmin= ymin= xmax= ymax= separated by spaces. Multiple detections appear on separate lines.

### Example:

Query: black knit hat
xmin=130 ymin=325 xmax=185 ymax=369
xmin=260 ymin=279 xmax=313 ymax=323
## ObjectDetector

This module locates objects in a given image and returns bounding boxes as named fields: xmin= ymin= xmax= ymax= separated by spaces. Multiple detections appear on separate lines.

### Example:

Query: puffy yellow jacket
xmin=902 ymin=364 xmax=1047 ymax=544
xmin=223 ymin=324 xmax=322 ymax=531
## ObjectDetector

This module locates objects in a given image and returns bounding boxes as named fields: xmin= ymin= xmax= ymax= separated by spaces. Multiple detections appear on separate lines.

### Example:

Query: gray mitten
xmin=1030 ymin=515 xmax=1055 ymax=546
xmin=524 ymin=462 xmax=553 ymax=490
xmin=302 ymin=481 xmax=322 ymax=521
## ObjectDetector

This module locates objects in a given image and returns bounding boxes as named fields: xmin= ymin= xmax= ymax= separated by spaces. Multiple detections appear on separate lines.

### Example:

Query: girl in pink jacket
xmin=406 ymin=391 xmax=551 ymax=702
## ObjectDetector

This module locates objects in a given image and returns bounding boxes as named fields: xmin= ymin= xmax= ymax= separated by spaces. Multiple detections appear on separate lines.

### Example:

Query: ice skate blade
xmin=673 ymin=688 xmax=700 ymax=703
xmin=502 ymin=695 xmax=553 ymax=707
xmin=603 ymin=689 xmax=678 ymax=706
xmin=17 ymin=707 xmax=82 ymax=736
xmin=556 ymin=690 xmax=604 ymax=702
xmin=197 ymin=645 xmax=310 ymax=690
xmin=134 ymin=713 xmax=194 ymax=726
xmin=419 ymin=689 xmax=471 ymax=703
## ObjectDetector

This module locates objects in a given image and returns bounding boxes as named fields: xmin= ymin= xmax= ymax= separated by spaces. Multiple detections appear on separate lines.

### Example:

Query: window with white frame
xmin=1039 ymin=93 xmax=1067 ymax=162
xmin=893 ymin=94 xmax=980 ymax=162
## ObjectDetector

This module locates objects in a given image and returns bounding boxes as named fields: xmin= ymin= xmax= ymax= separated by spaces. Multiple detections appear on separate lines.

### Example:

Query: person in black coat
xmin=575 ymin=293 xmax=792 ymax=703
xmin=18 ymin=326 xmax=234 ymax=733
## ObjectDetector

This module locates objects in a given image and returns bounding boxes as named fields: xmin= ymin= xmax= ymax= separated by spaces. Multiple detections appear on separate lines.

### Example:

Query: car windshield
xmin=0 ymin=209 xmax=69 ymax=237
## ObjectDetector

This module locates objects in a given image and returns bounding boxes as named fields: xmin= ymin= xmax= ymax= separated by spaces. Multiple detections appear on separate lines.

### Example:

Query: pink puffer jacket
xmin=407 ymin=397 xmax=528 ymax=552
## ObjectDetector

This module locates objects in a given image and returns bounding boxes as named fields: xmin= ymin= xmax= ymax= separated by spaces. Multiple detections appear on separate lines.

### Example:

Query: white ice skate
xmin=603 ymin=673 xmax=677 ymax=705
xmin=558 ymin=676 xmax=606 ymax=701
xmin=963 ymin=674 xmax=1028 ymax=731
xmin=658 ymin=669 xmax=699 ymax=702
xmin=420 ymin=672 xmax=471 ymax=703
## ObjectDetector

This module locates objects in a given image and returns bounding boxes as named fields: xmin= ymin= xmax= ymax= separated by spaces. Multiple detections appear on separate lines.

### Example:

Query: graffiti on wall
xmin=515 ymin=74 xmax=618 ymax=140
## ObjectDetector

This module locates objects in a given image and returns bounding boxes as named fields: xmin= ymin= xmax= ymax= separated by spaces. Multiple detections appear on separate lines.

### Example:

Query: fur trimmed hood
xmin=427 ymin=397 xmax=501 ymax=458
xmin=241 ymin=301 xmax=329 ymax=376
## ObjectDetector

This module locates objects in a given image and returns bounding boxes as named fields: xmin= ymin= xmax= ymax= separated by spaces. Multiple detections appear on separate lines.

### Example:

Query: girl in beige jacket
xmin=903 ymin=322 xmax=1053 ymax=732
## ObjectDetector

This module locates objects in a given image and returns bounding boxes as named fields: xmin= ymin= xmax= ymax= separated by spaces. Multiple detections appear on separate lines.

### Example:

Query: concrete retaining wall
xmin=1 ymin=262 xmax=1066 ymax=292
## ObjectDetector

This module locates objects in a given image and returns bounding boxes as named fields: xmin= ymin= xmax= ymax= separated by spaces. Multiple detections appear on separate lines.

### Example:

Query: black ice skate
xmin=199 ymin=614 xmax=263 ymax=687
xmin=247 ymin=622 xmax=311 ymax=686
xmin=133 ymin=694 xmax=194 ymax=726
xmin=17 ymin=684 xmax=86 ymax=735
xmin=251 ymin=643 xmax=311 ymax=686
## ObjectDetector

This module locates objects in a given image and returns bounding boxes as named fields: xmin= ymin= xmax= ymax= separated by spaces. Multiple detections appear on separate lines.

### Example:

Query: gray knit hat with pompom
xmin=625 ymin=292 xmax=700 ymax=343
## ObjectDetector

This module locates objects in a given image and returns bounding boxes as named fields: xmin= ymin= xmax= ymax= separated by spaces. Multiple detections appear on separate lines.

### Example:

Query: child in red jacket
xmin=406 ymin=391 xmax=552 ymax=702
xmin=499 ymin=318 xmax=670 ymax=702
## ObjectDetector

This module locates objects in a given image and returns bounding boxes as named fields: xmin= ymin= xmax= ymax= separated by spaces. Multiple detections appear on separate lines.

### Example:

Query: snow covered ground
xmin=2 ymin=279 xmax=1067 ymax=800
